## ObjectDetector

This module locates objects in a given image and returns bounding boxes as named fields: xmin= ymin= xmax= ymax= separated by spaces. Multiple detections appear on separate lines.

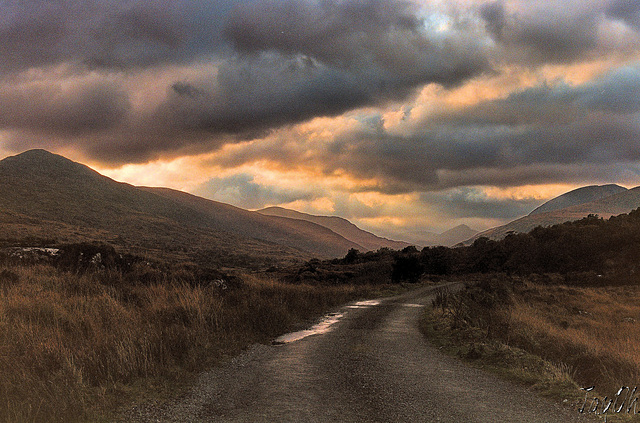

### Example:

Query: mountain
xmin=466 ymin=185 xmax=640 ymax=243
xmin=141 ymin=188 xmax=364 ymax=256
xmin=257 ymin=206 xmax=410 ymax=251
xmin=257 ymin=206 xmax=480 ymax=249
xmin=395 ymin=225 xmax=478 ymax=247
xmin=529 ymin=184 xmax=627 ymax=215
xmin=428 ymin=225 xmax=479 ymax=247
xmin=0 ymin=150 xmax=362 ymax=266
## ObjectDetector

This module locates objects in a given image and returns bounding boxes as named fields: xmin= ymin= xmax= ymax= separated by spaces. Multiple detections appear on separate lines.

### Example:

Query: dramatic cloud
xmin=2 ymin=0 xmax=640 ymax=237
xmin=202 ymin=63 xmax=640 ymax=193
xmin=480 ymin=1 xmax=601 ymax=64
xmin=224 ymin=0 xmax=488 ymax=86
xmin=607 ymin=0 xmax=640 ymax=30
xmin=0 ymin=0 xmax=496 ymax=163
xmin=0 ymin=76 xmax=129 ymax=135
xmin=193 ymin=173 xmax=320 ymax=209
xmin=1 ymin=1 xmax=183 ymax=72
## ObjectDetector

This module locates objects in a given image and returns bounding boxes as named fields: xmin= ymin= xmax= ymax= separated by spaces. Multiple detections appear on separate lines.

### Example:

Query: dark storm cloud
xmin=209 ymin=63 xmax=640 ymax=192
xmin=153 ymin=46 xmax=487 ymax=144
xmin=434 ymin=64 xmax=640 ymax=125
xmin=391 ymin=66 xmax=640 ymax=188
xmin=224 ymin=0 xmax=418 ymax=57
xmin=141 ymin=0 xmax=491 ymax=152
xmin=0 ymin=0 xmax=493 ymax=163
xmin=0 ymin=80 xmax=130 ymax=135
xmin=0 ymin=0 xmax=185 ymax=72
xmin=1 ymin=0 xmax=639 ymax=173
xmin=0 ymin=0 xmax=257 ymax=72
xmin=480 ymin=1 xmax=602 ymax=64
xmin=316 ymin=129 xmax=504 ymax=192
xmin=321 ymin=120 xmax=640 ymax=192
xmin=224 ymin=0 xmax=490 ymax=87
xmin=480 ymin=1 xmax=507 ymax=39
xmin=607 ymin=0 xmax=640 ymax=30
xmin=161 ymin=56 xmax=375 ymax=135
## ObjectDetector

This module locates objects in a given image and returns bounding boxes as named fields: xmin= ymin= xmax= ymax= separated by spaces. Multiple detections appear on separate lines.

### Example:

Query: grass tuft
xmin=0 ymin=263 xmax=386 ymax=422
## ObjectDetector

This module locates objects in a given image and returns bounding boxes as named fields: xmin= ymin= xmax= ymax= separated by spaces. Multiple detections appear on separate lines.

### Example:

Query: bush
xmin=391 ymin=254 xmax=423 ymax=283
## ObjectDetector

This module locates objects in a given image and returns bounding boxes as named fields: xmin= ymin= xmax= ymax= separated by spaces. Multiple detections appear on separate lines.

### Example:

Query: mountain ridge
xmin=257 ymin=206 xmax=410 ymax=251
xmin=0 ymin=150 xmax=363 ymax=265
xmin=528 ymin=184 xmax=627 ymax=216
xmin=466 ymin=185 xmax=640 ymax=244
xmin=142 ymin=188 xmax=365 ymax=256
xmin=428 ymin=224 xmax=478 ymax=247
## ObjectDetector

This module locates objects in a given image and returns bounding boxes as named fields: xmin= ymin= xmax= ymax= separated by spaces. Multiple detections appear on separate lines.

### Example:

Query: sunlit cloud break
xmin=2 ymin=0 xmax=640 ymax=239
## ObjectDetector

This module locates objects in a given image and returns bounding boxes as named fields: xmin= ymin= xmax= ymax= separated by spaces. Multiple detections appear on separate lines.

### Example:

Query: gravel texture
xmin=118 ymin=284 xmax=597 ymax=422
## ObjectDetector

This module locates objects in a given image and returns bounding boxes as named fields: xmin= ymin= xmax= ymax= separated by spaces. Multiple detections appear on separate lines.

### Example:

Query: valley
xmin=3 ymin=1 xmax=639 ymax=421
xmin=2 ymin=149 xmax=640 ymax=422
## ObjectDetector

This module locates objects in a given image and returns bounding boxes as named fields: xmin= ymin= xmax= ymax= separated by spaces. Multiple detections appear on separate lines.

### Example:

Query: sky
xmin=1 ymin=0 xmax=640 ymax=243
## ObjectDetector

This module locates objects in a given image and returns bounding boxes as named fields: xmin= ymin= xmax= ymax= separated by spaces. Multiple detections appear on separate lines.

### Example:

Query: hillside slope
xmin=143 ymin=188 xmax=363 ymax=257
xmin=428 ymin=224 xmax=479 ymax=247
xmin=257 ymin=206 xmax=409 ymax=251
xmin=467 ymin=186 xmax=640 ymax=243
xmin=529 ymin=184 xmax=627 ymax=215
xmin=0 ymin=150 xmax=361 ymax=264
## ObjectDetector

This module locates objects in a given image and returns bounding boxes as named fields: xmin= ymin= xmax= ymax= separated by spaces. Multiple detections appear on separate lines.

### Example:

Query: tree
xmin=392 ymin=254 xmax=423 ymax=283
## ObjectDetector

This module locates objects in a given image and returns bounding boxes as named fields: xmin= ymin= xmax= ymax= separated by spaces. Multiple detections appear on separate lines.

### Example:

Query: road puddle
xmin=273 ymin=299 xmax=384 ymax=345
xmin=273 ymin=313 xmax=344 ymax=344
xmin=346 ymin=299 xmax=381 ymax=309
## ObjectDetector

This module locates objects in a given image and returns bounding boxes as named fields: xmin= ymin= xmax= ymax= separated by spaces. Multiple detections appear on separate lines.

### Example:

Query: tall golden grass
xmin=0 ymin=264 xmax=378 ymax=422
xmin=507 ymin=282 xmax=640 ymax=394
xmin=430 ymin=276 xmax=640 ymax=398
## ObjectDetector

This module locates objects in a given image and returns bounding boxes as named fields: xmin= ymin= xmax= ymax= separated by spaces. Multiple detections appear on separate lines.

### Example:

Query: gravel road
xmin=119 ymin=284 xmax=597 ymax=422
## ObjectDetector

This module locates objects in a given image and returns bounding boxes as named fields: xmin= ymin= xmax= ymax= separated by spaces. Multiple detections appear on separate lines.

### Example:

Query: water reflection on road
xmin=273 ymin=298 xmax=428 ymax=345
xmin=272 ymin=313 xmax=345 ymax=344
xmin=346 ymin=299 xmax=382 ymax=309
xmin=273 ymin=299 xmax=385 ymax=344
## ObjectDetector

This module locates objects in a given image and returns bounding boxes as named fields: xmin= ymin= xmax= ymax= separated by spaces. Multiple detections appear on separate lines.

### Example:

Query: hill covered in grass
xmin=418 ymin=208 xmax=640 ymax=283
xmin=467 ymin=185 xmax=640 ymax=243
xmin=528 ymin=184 xmax=627 ymax=215
xmin=257 ymin=206 xmax=411 ymax=251
xmin=0 ymin=150 xmax=363 ymax=268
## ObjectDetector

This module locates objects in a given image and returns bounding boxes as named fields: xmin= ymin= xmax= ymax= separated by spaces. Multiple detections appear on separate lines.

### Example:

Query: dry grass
xmin=422 ymin=283 xmax=584 ymax=404
xmin=424 ymin=275 xmax=640 ymax=420
xmin=0 ymin=264 xmax=379 ymax=422
xmin=507 ymin=282 xmax=640 ymax=394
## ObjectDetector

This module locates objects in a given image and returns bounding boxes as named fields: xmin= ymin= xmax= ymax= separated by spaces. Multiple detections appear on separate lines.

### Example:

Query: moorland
xmin=3 ymin=149 xmax=640 ymax=421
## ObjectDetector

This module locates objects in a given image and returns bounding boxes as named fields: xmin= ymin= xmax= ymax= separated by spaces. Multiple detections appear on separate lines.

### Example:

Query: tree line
xmin=388 ymin=209 xmax=640 ymax=284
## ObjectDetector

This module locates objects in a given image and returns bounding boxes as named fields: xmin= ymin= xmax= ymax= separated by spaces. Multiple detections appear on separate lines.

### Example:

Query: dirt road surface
xmin=120 ymin=284 xmax=597 ymax=422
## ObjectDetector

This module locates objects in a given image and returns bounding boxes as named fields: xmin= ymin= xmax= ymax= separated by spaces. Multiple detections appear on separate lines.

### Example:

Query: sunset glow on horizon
xmin=2 ymin=0 xmax=640 ymax=241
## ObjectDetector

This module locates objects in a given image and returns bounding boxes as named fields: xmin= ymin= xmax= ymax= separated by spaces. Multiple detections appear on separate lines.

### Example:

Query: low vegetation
xmin=275 ymin=245 xmax=427 ymax=285
xmin=0 ymin=245 xmax=392 ymax=422
xmin=424 ymin=276 xmax=640 ymax=420
xmin=7 ymin=206 xmax=640 ymax=422
xmin=423 ymin=276 xmax=583 ymax=400
xmin=415 ymin=209 xmax=640 ymax=420
xmin=505 ymin=281 xmax=640 ymax=395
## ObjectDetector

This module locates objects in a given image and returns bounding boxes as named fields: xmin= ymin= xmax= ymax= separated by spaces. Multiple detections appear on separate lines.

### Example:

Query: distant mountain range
xmin=0 ymin=150 xmax=413 ymax=267
xmin=5 ymin=149 xmax=635 ymax=264
xmin=426 ymin=224 xmax=479 ymax=247
xmin=466 ymin=184 xmax=640 ymax=244
xmin=257 ymin=207 xmax=479 ymax=248
xmin=257 ymin=206 xmax=411 ymax=251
